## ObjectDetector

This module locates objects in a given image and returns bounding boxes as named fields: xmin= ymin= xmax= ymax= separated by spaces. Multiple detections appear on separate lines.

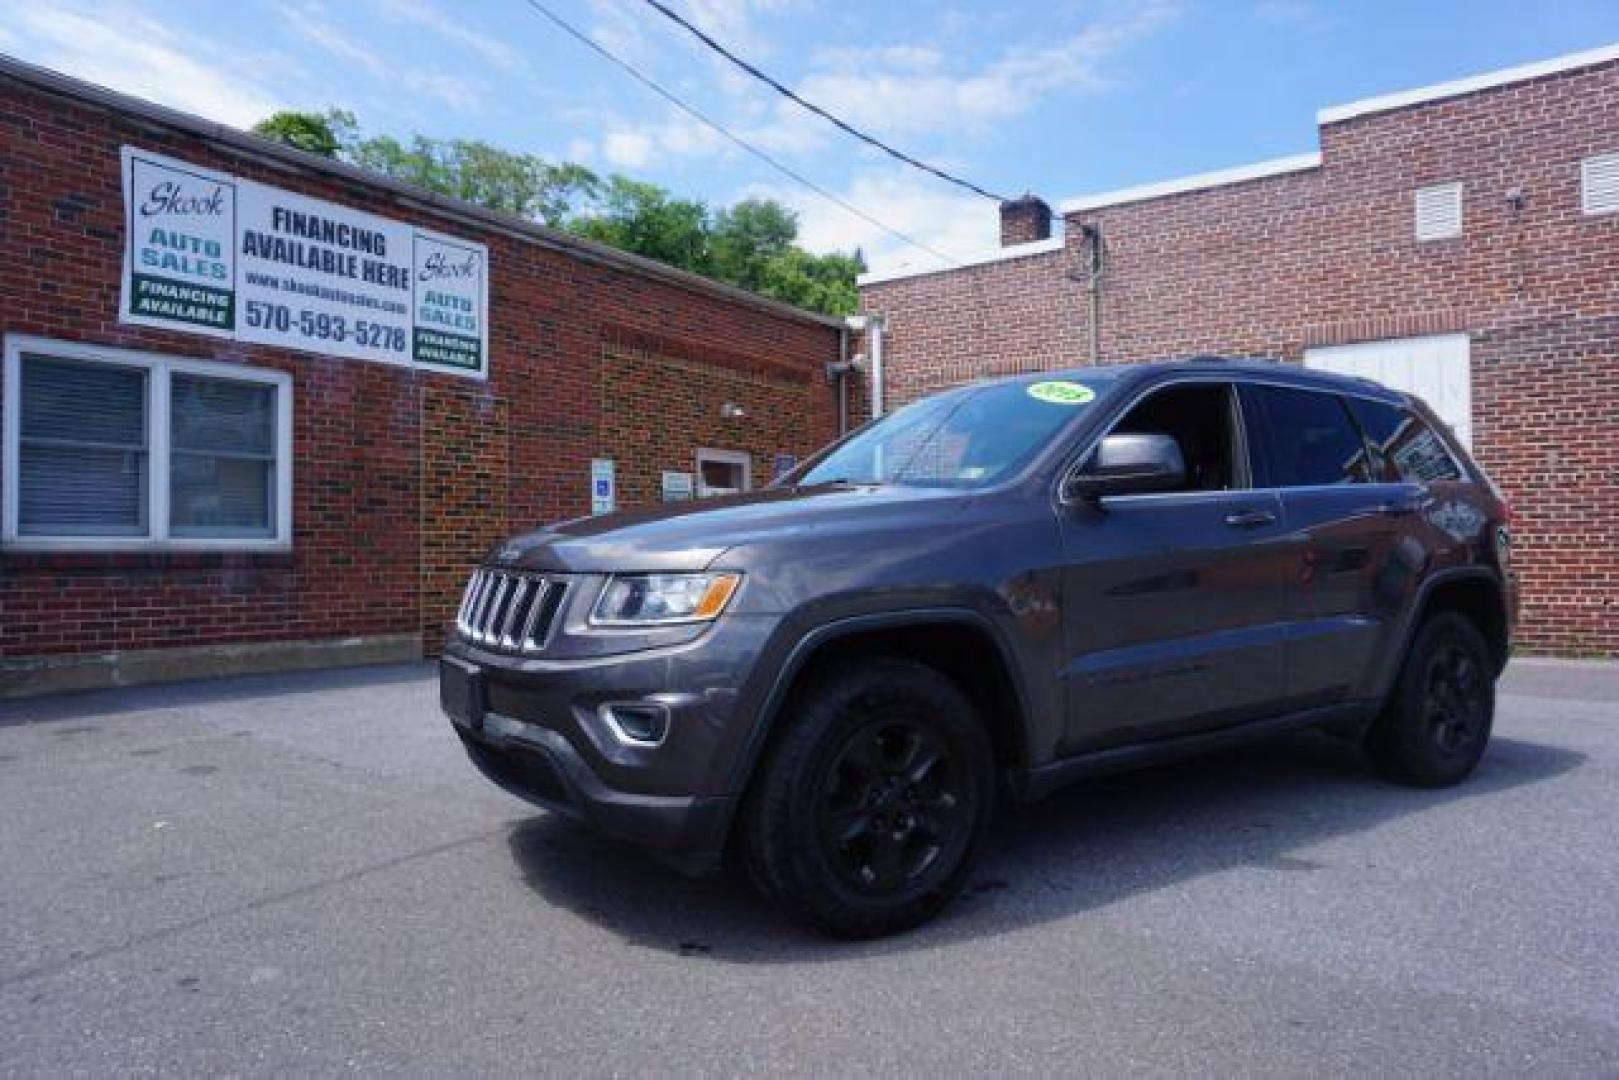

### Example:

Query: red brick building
xmin=860 ymin=45 xmax=1619 ymax=656
xmin=0 ymin=58 xmax=849 ymax=695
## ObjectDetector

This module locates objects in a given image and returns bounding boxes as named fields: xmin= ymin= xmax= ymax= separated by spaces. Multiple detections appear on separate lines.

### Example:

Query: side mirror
xmin=1065 ymin=432 xmax=1186 ymax=501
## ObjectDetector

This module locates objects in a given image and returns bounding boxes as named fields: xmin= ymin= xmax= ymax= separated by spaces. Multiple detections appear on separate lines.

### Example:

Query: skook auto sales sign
xmin=120 ymin=146 xmax=489 ymax=379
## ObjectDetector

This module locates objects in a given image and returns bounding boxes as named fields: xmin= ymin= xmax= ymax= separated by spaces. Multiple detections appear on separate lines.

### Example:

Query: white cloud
xmin=596 ymin=0 xmax=1177 ymax=169
xmin=7 ymin=5 xmax=283 ymax=127
xmin=756 ymin=168 xmax=1001 ymax=276
xmin=809 ymin=43 xmax=945 ymax=74
xmin=601 ymin=0 xmax=809 ymax=61
xmin=292 ymin=6 xmax=482 ymax=110
xmin=785 ymin=2 xmax=1176 ymax=140
xmin=602 ymin=129 xmax=656 ymax=168
xmin=371 ymin=0 xmax=524 ymax=72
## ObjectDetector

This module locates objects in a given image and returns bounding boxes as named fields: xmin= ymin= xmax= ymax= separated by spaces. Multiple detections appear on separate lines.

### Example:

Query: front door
xmin=1058 ymin=381 xmax=1290 ymax=753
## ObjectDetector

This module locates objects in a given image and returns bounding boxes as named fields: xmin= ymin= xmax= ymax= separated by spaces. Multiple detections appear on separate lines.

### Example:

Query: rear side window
xmin=1249 ymin=385 xmax=1372 ymax=487
xmin=1346 ymin=397 xmax=1463 ymax=483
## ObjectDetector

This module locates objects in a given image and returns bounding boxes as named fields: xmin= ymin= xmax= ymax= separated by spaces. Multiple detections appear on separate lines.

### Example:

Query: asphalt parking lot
xmin=1 ymin=659 xmax=1615 ymax=1076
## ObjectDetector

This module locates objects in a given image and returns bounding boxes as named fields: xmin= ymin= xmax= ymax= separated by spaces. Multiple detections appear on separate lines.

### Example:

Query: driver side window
xmin=1108 ymin=382 xmax=1245 ymax=493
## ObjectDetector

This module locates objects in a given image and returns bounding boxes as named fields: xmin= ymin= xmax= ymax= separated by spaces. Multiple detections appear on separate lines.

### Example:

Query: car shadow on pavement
xmin=505 ymin=732 xmax=1583 ymax=961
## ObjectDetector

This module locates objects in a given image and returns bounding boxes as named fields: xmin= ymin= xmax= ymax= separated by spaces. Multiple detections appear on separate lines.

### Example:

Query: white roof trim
xmin=1058 ymin=153 xmax=1320 ymax=214
xmin=857 ymin=235 xmax=1063 ymax=287
xmin=1318 ymin=42 xmax=1619 ymax=124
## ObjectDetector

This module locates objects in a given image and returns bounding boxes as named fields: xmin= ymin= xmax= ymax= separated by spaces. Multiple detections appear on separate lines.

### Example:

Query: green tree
xmin=251 ymin=109 xmax=355 ymax=158
xmin=711 ymin=198 xmax=797 ymax=292
xmin=567 ymin=177 xmax=713 ymax=275
xmin=758 ymin=247 xmax=866 ymax=316
xmin=346 ymin=134 xmax=598 ymax=227
xmin=248 ymin=109 xmax=865 ymax=315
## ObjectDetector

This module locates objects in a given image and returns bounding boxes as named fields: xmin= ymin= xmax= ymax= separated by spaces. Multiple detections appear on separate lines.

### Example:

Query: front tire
xmin=742 ymin=659 xmax=994 ymax=938
xmin=1368 ymin=611 xmax=1495 ymax=787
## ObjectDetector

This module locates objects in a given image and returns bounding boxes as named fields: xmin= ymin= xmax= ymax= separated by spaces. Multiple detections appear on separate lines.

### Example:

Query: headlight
xmin=590 ymin=572 xmax=741 ymax=626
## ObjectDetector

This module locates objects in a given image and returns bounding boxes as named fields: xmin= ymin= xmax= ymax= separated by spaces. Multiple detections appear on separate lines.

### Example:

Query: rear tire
xmin=1368 ymin=611 xmax=1495 ymax=787
xmin=742 ymin=658 xmax=994 ymax=938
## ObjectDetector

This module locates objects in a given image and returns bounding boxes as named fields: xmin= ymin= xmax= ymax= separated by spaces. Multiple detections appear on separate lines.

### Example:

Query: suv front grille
xmin=455 ymin=569 xmax=568 ymax=652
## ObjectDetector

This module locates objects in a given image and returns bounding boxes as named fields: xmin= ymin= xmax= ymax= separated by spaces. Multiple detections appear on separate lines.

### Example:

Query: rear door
xmin=1243 ymin=383 xmax=1414 ymax=708
xmin=1057 ymin=379 xmax=1290 ymax=752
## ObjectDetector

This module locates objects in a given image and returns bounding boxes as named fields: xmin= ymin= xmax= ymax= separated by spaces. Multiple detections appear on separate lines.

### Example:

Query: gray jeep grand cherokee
xmin=441 ymin=359 xmax=1516 ymax=937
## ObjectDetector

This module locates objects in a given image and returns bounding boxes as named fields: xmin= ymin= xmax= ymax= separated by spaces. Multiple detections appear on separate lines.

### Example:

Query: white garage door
xmin=1304 ymin=333 xmax=1472 ymax=449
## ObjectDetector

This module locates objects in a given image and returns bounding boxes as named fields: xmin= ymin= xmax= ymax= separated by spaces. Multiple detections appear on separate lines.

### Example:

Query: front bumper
xmin=454 ymin=711 xmax=733 ymax=872
xmin=440 ymin=616 xmax=776 ymax=868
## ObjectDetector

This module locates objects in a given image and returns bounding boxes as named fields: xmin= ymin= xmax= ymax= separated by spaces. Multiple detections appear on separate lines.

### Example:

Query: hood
xmin=486 ymin=483 xmax=965 ymax=573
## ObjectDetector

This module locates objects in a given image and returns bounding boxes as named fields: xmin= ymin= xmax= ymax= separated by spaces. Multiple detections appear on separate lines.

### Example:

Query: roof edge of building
xmin=0 ymin=54 xmax=847 ymax=331
xmin=1317 ymin=41 xmax=1619 ymax=125
xmin=857 ymin=235 xmax=1063 ymax=288
xmin=1050 ymin=42 xmax=1619 ymax=221
xmin=1058 ymin=153 xmax=1321 ymax=215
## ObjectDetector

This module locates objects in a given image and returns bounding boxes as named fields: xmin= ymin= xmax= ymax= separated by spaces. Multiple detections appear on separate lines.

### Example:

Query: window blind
xmin=18 ymin=356 xmax=149 ymax=535
xmin=169 ymin=373 xmax=276 ymax=538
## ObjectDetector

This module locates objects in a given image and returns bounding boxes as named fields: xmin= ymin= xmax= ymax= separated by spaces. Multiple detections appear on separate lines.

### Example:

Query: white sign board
xmin=120 ymin=146 xmax=488 ymax=378
xmin=661 ymin=470 xmax=694 ymax=502
xmin=591 ymin=458 xmax=616 ymax=515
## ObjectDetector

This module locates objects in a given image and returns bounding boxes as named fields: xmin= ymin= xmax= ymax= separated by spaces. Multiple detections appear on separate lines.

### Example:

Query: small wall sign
xmin=591 ymin=458 xmax=616 ymax=514
xmin=661 ymin=470 xmax=694 ymax=502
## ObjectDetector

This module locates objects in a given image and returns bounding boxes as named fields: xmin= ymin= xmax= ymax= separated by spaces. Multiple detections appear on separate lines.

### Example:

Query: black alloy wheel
xmin=1425 ymin=642 xmax=1487 ymax=756
xmin=1369 ymin=611 xmax=1495 ymax=788
xmin=741 ymin=658 xmax=994 ymax=938
xmin=817 ymin=716 xmax=968 ymax=894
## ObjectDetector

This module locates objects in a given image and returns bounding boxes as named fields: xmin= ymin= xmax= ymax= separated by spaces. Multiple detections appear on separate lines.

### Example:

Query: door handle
xmin=1375 ymin=498 xmax=1423 ymax=516
xmin=1224 ymin=509 xmax=1277 ymax=529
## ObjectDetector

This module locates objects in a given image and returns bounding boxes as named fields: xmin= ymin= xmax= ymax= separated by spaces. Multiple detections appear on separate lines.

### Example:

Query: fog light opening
xmin=600 ymin=702 xmax=670 ymax=746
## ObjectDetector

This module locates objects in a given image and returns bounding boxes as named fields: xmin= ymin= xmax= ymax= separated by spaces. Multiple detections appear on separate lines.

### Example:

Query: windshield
xmin=795 ymin=374 xmax=1118 ymax=489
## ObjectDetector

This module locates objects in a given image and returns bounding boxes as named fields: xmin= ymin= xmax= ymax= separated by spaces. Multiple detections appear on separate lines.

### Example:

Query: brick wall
xmin=862 ymin=58 xmax=1619 ymax=654
xmin=0 ymin=74 xmax=843 ymax=663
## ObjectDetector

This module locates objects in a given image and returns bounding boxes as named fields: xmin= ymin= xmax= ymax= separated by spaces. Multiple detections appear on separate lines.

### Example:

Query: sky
xmin=3 ymin=0 xmax=1617 ymax=275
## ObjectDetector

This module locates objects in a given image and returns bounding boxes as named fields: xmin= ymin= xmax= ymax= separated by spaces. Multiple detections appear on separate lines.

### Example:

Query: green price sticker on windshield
xmin=1026 ymin=380 xmax=1095 ymax=405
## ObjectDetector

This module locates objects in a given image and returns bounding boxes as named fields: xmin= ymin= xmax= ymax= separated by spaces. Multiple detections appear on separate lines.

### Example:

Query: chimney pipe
xmin=999 ymin=194 xmax=1052 ymax=247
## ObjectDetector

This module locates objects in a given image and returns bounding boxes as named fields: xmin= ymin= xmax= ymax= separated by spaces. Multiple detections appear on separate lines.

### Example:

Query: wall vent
xmin=1582 ymin=152 xmax=1619 ymax=215
xmin=1414 ymin=182 xmax=1463 ymax=241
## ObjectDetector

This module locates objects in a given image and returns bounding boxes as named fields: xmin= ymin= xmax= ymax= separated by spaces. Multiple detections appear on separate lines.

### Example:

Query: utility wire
xmin=520 ymin=0 xmax=958 ymax=267
xmin=637 ymin=0 xmax=1011 ymax=204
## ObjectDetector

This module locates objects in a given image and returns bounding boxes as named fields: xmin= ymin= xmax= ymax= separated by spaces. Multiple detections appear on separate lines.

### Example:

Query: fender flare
xmin=725 ymin=606 xmax=1035 ymax=795
xmin=1375 ymin=566 xmax=1510 ymax=698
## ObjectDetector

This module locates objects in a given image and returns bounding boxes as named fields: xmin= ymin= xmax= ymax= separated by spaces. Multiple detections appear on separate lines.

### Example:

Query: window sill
xmin=2 ymin=538 xmax=290 ymax=554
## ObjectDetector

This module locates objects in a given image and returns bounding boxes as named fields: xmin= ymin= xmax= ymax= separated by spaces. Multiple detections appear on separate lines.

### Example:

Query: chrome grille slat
xmin=473 ymin=572 xmax=501 ymax=633
xmin=454 ymin=569 xmax=568 ymax=653
xmin=481 ymin=577 xmax=512 ymax=644
xmin=499 ymin=578 xmax=532 ymax=648
xmin=519 ymin=580 xmax=552 ymax=647
xmin=459 ymin=571 xmax=492 ymax=634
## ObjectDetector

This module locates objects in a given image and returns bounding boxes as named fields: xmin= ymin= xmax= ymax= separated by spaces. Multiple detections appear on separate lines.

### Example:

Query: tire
xmin=1367 ymin=611 xmax=1495 ymax=788
xmin=741 ymin=658 xmax=995 ymax=938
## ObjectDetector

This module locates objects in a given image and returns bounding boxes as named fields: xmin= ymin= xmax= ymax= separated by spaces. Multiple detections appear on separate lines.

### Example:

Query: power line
xmin=519 ymin=0 xmax=959 ymax=268
xmin=637 ymin=0 xmax=1011 ymax=204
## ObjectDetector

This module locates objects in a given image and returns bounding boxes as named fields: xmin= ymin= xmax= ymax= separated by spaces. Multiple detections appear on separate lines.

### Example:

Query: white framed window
xmin=695 ymin=448 xmax=751 ymax=497
xmin=3 ymin=336 xmax=292 ymax=551
xmin=1581 ymin=151 xmax=1619 ymax=216
xmin=1414 ymin=182 xmax=1463 ymax=241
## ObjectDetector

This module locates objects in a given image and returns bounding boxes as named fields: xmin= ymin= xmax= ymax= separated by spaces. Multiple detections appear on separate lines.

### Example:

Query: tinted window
xmin=1347 ymin=397 xmax=1462 ymax=483
xmin=1108 ymin=383 xmax=1242 ymax=492
xmin=795 ymin=374 xmax=1120 ymax=489
xmin=1252 ymin=385 xmax=1372 ymax=487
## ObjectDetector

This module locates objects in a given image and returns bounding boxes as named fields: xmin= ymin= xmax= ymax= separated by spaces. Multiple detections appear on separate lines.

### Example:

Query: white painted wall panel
xmin=1305 ymin=333 xmax=1472 ymax=448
